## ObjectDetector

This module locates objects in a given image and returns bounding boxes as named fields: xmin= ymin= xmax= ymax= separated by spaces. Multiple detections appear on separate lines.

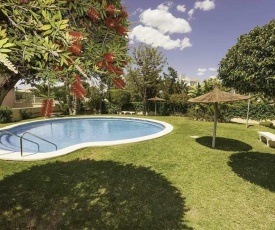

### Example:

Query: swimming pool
xmin=0 ymin=116 xmax=173 ymax=161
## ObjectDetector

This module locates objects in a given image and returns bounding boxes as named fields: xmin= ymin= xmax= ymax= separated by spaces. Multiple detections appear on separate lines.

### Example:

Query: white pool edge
xmin=0 ymin=116 xmax=173 ymax=161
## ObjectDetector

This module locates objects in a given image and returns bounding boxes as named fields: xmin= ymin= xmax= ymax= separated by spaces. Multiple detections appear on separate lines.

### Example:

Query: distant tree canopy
xmin=125 ymin=43 xmax=167 ymax=113
xmin=218 ymin=20 xmax=275 ymax=102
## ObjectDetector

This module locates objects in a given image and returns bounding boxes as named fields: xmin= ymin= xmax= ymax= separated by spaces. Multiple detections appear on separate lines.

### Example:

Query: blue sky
xmin=123 ymin=0 xmax=275 ymax=82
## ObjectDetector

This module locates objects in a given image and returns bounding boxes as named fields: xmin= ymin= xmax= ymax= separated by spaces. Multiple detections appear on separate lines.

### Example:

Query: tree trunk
xmin=0 ymin=74 xmax=22 ymax=106
xmin=143 ymin=87 xmax=147 ymax=115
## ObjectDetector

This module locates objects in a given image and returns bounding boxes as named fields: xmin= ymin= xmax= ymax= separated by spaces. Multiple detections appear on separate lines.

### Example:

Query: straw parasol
xmin=148 ymin=96 xmax=166 ymax=115
xmin=188 ymin=86 xmax=250 ymax=148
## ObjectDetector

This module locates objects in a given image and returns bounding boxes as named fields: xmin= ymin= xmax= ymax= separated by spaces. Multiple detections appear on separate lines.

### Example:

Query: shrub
xmin=0 ymin=106 xmax=13 ymax=123
xmin=108 ymin=89 xmax=131 ymax=110
xmin=226 ymin=102 xmax=275 ymax=121
xmin=169 ymin=94 xmax=188 ymax=116
xmin=20 ymin=109 xmax=33 ymax=120
xmin=259 ymin=121 xmax=274 ymax=128
xmin=187 ymin=103 xmax=234 ymax=122
xmin=105 ymin=102 xmax=120 ymax=114
xmin=131 ymin=102 xmax=144 ymax=112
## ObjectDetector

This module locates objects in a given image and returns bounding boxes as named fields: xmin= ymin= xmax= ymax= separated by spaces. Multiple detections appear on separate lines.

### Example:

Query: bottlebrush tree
xmin=41 ymin=99 xmax=54 ymax=118
xmin=0 ymin=0 xmax=129 ymax=114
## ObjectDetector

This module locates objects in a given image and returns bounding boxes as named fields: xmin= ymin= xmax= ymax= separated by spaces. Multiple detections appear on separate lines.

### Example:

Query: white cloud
xmin=177 ymin=5 xmax=186 ymax=13
xmin=140 ymin=7 xmax=192 ymax=34
xmin=131 ymin=8 xmax=144 ymax=16
xmin=208 ymin=67 xmax=217 ymax=71
xmin=188 ymin=0 xmax=215 ymax=19
xmin=157 ymin=3 xmax=169 ymax=12
xmin=194 ymin=0 xmax=215 ymax=11
xmin=128 ymin=25 xmax=192 ymax=50
xmin=187 ymin=9 xmax=195 ymax=19
xmin=166 ymin=1 xmax=174 ymax=8
xmin=209 ymin=75 xmax=217 ymax=79
xmin=197 ymin=68 xmax=207 ymax=75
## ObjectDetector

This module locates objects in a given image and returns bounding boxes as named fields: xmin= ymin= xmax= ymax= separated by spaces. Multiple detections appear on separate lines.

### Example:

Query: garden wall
xmin=11 ymin=105 xmax=61 ymax=122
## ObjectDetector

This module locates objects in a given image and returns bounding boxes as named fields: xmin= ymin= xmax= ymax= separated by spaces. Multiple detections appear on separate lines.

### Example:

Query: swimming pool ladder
xmin=20 ymin=132 xmax=57 ymax=156
xmin=0 ymin=130 xmax=57 ymax=156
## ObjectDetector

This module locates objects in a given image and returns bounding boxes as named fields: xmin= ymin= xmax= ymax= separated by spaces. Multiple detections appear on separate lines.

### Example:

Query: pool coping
xmin=0 ymin=116 xmax=173 ymax=161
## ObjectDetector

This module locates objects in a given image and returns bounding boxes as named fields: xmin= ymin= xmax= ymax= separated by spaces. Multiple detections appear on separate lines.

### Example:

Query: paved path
xmin=231 ymin=118 xmax=275 ymax=125
xmin=231 ymin=118 xmax=259 ymax=124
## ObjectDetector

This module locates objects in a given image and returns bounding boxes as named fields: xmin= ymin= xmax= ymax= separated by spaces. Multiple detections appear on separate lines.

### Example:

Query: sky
xmin=123 ymin=0 xmax=275 ymax=82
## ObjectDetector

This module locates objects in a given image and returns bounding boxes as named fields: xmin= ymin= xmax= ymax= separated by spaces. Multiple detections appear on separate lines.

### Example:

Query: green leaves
xmin=0 ymin=0 xmax=130 ymax=105
xmin=39 ymin=24 xmax=52 ymax=31
xmin=0 ymin=27 xmax=15 ymax=53
xmin=0 ymin=29 xmax=17 ymax=73
xmin=0 ymin=53 xmax=18 ymax=74
xmin=0 ymin=38 xmax=8 ymax=48
xmin=218 ymin=20 xmax=275 ymax=100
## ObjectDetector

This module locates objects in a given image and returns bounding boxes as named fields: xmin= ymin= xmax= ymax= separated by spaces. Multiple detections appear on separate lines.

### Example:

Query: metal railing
xmin=0 ymin=130 xmax=39 ymax=155
xmin=0 ymin=130 xmax=57 ymax=156
xmin=20 ymin=132 xmax=57 ymax=156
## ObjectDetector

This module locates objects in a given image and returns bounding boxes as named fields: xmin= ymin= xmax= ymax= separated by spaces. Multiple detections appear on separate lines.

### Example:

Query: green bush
xmin=187 ymin=103 xmax=234 ymax=122
xmin=20 ymin=109 xmax=33 ymax=120
xmin=121 ymin=103 xmax=135 ymax=111
xmin=105 ymin=102 xmax=120 ymax=114
xmin=259 ymin=121 xmax=273 ymax=128
xmin=226 ymin=102 xmax=275 ymax=121
xmin=0 ymin=106 xmax=13 ymax=123
xmin=187 ymin=104 xmax=214 ymax=121
xmin=131 ymin=102 xmax=144 ymax=112
xmin=108 ymin=89 xmax=131 ymax=110
xmin=188 ymin=102 xmax=275 ymax=123
xmin=169 ymin=94 xmax=188 ymax=116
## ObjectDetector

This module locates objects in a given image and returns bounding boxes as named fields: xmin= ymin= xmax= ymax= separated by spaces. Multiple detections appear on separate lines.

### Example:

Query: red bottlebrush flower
xmin=120 ymin=60 xmax=127 ymax=66
xmin=114 ymin=16 xmax=122 ymax=26
xmin=113 ymin=78 xmax=126 ymax=89
xmin=114 ymin=67 xmax=123 ymax=76
xmin=96 ymin=60 xmax=105 ymax=69
xmin=115 ymin=26 xmax=128 ymax=36
xmin=69 ymin=43 xmax=82 ymax=55
xmin=41 ymin=99 xmax=54 ymax=117
xmin=68 ymin=31 xmax=84 ymax=41
xmin=104 ymin=53 xmax=115 ymax=63
xmin=71 ymin=75 xmax=86 ymax=99
xmin=105 ymin=18 xmax=116 ymax=29
xmin=120 ymin=9 xmax=129 ymax=18
xmin=87 ymin=7 xmax=101 ymax=22
xmin=105 ymin=4 xmax=117 ymax=16
xmin=105 ymin=63 xmax=116 ymax=73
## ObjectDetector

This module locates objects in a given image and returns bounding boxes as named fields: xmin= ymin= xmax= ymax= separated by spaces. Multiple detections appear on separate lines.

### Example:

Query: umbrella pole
xmin=212 ymin=102 xmax=218 ymax=148
xmin=155 ymin=101 xmax=157 ymax=115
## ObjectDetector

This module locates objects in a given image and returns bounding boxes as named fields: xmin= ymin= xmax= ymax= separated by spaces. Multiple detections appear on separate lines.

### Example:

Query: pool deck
xmin=0 ymin=116 xmax=173 ymax=161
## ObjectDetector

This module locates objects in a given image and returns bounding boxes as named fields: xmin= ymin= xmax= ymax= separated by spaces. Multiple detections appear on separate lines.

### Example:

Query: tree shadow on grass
xmin=228 ymin=152 xmax=275 ymax=192
xmin=0 ymin=159 xmax=192 ymax=229
xmin=195 ymin=136 xmax=252 ymax=151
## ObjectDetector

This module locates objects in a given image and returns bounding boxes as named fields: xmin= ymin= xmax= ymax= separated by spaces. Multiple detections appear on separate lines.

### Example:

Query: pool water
xmin=0 ymin=117 xmax=169 ymax=153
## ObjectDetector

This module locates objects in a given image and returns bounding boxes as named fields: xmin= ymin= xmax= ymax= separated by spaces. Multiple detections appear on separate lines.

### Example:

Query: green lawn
xmin=0 ymin=116 xmax=274 ymax=229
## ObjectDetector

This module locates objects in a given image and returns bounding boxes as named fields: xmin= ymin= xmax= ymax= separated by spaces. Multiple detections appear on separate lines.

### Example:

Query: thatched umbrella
xmin=188 ymin=86 xmax=250 ymax=148
xmin=148 ymin=96 xmax=166 ymax=115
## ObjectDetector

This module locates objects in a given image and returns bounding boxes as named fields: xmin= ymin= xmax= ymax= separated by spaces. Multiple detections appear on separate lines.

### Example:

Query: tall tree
xmin=0 ymin=0 xmax=129 ymax=112
xmin=161 ymin=67 xmax=178 ymax=99
xmin=125 ymin=43 xmax=166 ymax=114
xmin=218 ymin=20 xmax=275 ymax=102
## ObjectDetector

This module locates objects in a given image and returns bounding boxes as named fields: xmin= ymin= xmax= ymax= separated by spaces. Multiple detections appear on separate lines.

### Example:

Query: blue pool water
xmin=0 ymin=117 xmax=167 ymax=153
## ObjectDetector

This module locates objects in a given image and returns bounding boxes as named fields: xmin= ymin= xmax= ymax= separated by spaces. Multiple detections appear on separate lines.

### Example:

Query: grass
xmin=0 ymin=116 xmax=275 ymax=229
